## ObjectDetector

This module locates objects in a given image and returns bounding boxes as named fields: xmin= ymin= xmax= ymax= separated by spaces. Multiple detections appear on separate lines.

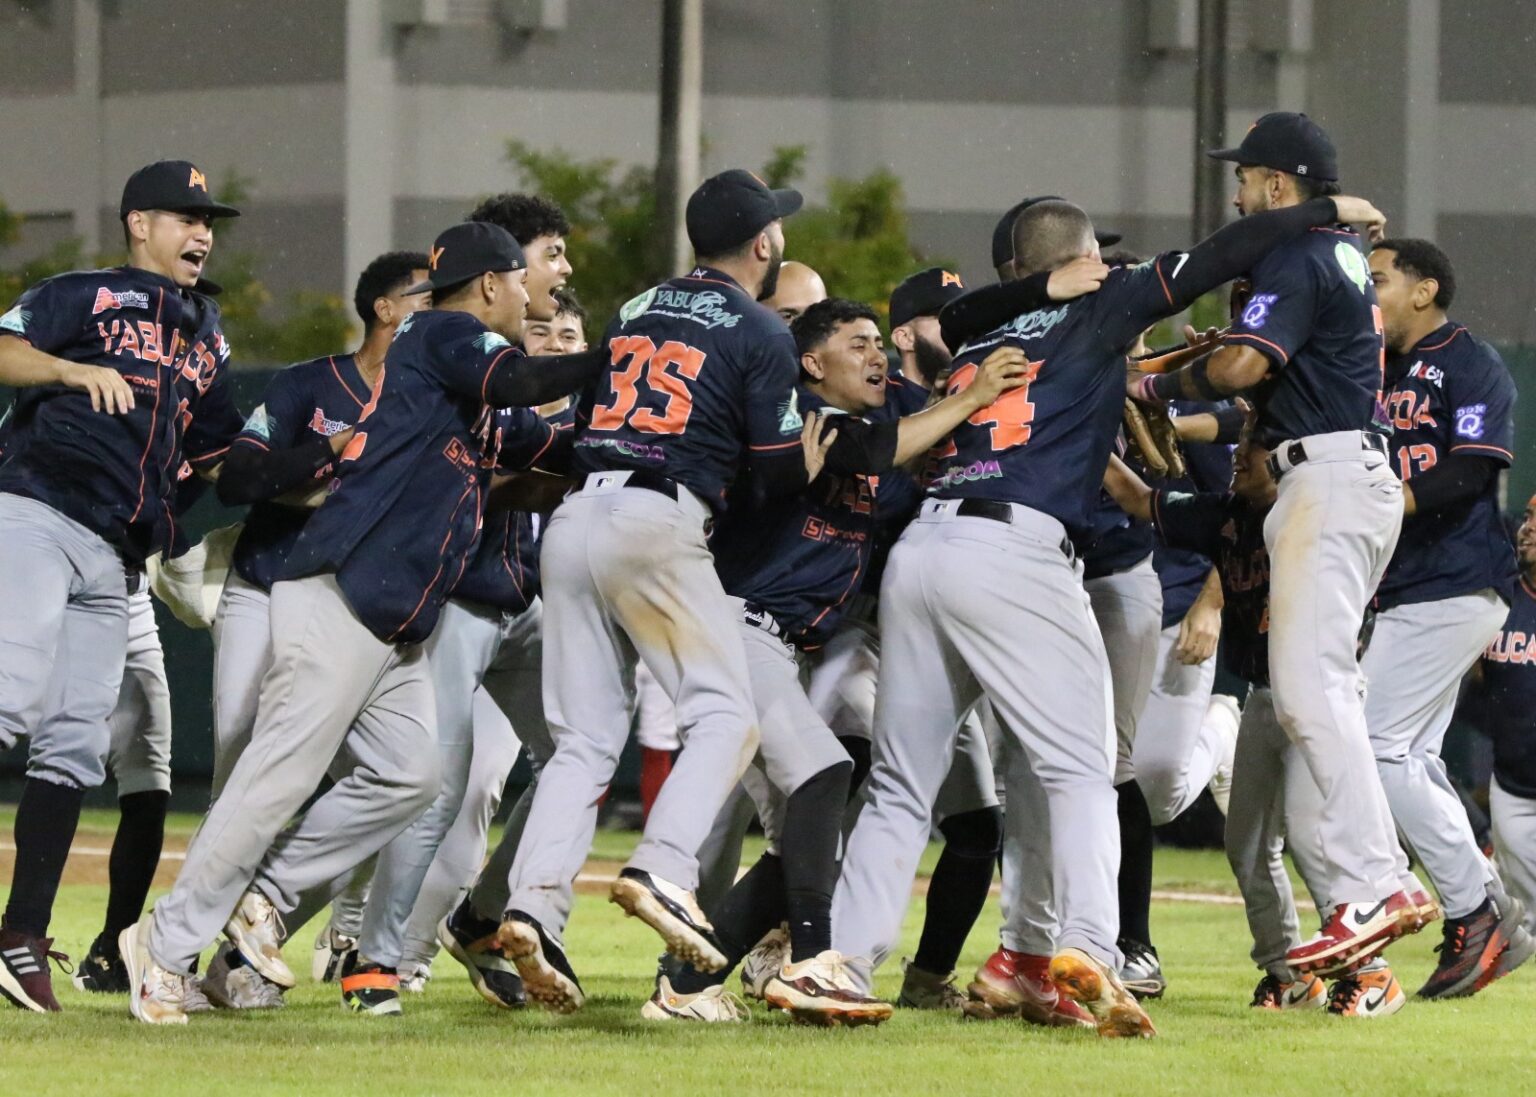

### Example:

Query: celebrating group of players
xmin=1 ymin=108 xmax=1534 ymax=1039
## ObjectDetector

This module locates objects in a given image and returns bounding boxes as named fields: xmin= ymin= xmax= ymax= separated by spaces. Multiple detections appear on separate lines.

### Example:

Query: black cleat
xmin=73 ymin=935 xmax=130 ymax=994
xmin=338 ymin=954 xmax=402 ymax=1017
xmin=497 ymin=911 xmax=584 ymax=1014
xmin=1117 ymin=937 xmax=1167 ymax=1000
xmin=1418 ymin=898 xmax=1516 ymax=999
xmin=609 ymin=868 xmax=727 ymax=973
xmin=437 ymin=898 xmax=526 ymax=1010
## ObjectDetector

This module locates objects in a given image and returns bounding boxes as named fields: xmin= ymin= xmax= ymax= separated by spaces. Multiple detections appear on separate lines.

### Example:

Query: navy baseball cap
xmin=405 ymin=222 xmax=525 ymax=296
xmin=120 ymin=160 xmax=240 ymax=220
xmin=1208 ymin=111 xmax=1339 ymax=182
xmin=889 ymin=267 xmax=966 ymax=330
xmin=991 ymin=197 xmax=1121 ymax=269
xmin=686 ymin=169 xmax=803 ymax=256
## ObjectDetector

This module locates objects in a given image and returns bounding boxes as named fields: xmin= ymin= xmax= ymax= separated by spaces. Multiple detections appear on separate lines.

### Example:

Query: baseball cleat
xmin=120 ymin=915 xmax=201 ymax=1025
xmin=963 ymin=947 xmax=1094 ymax=1027
xmin=202 ymin=942 xmax=285 ymax=1010
xmin=498 ymin=911 xmax=584 ymax=1014
xmin=0 ymin=919 xmax=68 ymax=1013
xmin=1049 ymin=947 xmax=1156 ymax=1038
xmin=72 ymin=935 xmax=130 ymax=995
xmin=1479 ymin=894 xmax=1536 ymax=991
xmin=641 ymin=974 xmax=748 ymax=1022
xmin=763 ymin=950 xmax=893 ymax=1027
xmin=609 ymin=868 xmax=727 ymax=973
xmin=438 ymin=900 xmax=525 ymax=1010
xmin=400 ymin=960 xmax=432 ymax=994
xmin=311 ymin=922 xmax=358 ymax=984
xmin=739 ymin=926 xmax=790 ymax=1002
xmin=1118 ymin=937 xmax=1167 ymax=1000
xmin=1286 ymin=891 xmax=1412 ymax=977
xmin=339 ymin=956 xmax=402 ymax=1017
xmin=1327 ymin=958 xmax=1405 ymax=1018
xmin=1250 ymin=972 xmax=1326 ymax=1010
xmin=897 ymin=958 xmax=967 ymax=1011
xmin=1418 ymin=896 xmax=1527 ymax=999
xmin=224 ymin=889 xmax=294 ymax=989
xmin=1407 ymin=885 xmax=1442 ymax=932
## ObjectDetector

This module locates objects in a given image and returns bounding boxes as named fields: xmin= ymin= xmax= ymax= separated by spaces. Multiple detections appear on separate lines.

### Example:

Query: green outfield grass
xmin=2 ymin=812 xmax=1532 ymax=1097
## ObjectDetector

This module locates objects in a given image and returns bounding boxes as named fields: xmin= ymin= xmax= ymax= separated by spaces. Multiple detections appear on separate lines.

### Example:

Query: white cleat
xmin=311 ymin=923 xmax=358 ymax=984
xmin=399 ymin=961 xmax=432 ymax=994
xmin=641 ymin=975 xmax=748 ymax=1022
xmin=224 ymin=890 xmax=294 ymax=989
xmin=739 ymin=926 xmax=790 ymax=1002
xmin=763 ymin=950 xmax=894 ymax=1027
xmin=120 ymin=916 xmax=197 ymax=1026
xmin=203 ymin=943 xmax=286 ymax=1010
xmin=609 ymin=868 xmax=726 ymax=973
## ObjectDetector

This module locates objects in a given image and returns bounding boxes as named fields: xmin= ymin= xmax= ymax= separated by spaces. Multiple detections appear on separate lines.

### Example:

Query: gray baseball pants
xmin=210 ymin=571 xmax=274 ymax=797
xmin=0 ymin=493 xmax=128 ymax=790
xmin=1133 ymin=623 xmax=1220 ymax=825
xmin=1266 ymin=436 xmax=1403 ymax=905
xmin=1491 ymin=777 xmax=1536 ymax=936
xmin=1363 ymin=590 xmax=1508 ymax=918
xmin=834 ymin=499 xmax=1119 ymax=987
xmin=1084 ymin=556 xmax=1162 ymax=786
xmin=148 ymin=573 xmax=439 ymax=974
xmin=105 ymin=589 xmax=173 ymax=795
xmin=501 ymin=473 xmax=758 ymax=935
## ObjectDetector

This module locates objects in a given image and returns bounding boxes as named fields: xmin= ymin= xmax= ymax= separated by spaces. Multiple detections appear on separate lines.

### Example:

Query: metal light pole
xmin=656 ymin=0 xmax=703 ymax=277
xmin=1192 ymin=0 xmax=1230 ymax=239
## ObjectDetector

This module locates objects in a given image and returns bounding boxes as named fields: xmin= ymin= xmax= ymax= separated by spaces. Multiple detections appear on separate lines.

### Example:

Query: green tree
xmin=0 ymin=176 xmax=351 ymax=367
xmin=502 ymin=142 xmax=937 ymax=331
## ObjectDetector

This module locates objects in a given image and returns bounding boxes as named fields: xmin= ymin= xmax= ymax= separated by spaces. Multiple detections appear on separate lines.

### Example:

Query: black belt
xmin=1265 ymin=432 xmax=1388 ymax=481
xmin=623 ymin=469 xmax=680 ymax=500
xmin=125 ymin=567 xmax=144 ymax=596
xmin=954 ymin=498 xmax=1075 ymax=560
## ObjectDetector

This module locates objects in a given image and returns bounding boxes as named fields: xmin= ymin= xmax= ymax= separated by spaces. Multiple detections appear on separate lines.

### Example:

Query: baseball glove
xmin=1123 ymin=398 xmax=1185 ymax=479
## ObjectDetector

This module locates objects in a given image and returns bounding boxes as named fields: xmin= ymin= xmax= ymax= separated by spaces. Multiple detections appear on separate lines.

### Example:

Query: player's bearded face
xmin=757 ymin=234 xmax=785 ymax=301
xmin=1518 ymin=506 xmax=1536 ymax=568
xmin=1233 ymin=166 xmax=1270 ymax=217
xmin=911 ymin=325 xmax=952 ymax=388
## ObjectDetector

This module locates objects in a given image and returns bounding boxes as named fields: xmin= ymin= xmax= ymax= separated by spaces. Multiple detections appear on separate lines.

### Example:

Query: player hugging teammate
xmin=0 ymin=112 xmax=1528 ymax=1038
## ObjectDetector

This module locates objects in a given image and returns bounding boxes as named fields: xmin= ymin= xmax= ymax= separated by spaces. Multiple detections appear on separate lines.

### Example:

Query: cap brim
xmin=1095 ymin=231 xmax=1122 ymax=248
xmin=772 ymin=188 xmax=804 ymax=220
xmin=1206 ymin=146 xmax=1245 ymax=163
xmin=403 ymin=278 xmax=435 ymax=296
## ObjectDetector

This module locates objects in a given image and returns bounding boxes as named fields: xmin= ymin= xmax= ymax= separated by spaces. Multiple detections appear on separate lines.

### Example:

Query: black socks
xmin=914 ymin=806 xmax=1002 ymax=975
xmin=4 ymin=777 xmax=86 ymax=938
xmin=1116 ymin=779 xmax=1155 ymax=948
xmin=98 ymin=789 xmax=170 ymax=954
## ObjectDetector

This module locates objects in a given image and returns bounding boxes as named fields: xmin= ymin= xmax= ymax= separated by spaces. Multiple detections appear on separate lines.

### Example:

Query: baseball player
xmin=0 ymin=161 xmax=242 ymax=1014
xmin=121 ymin=221 xmax=606 ymax=1024
xmin=1481 ymin=498 xmax=1536 ymax=936
xmin=392 ymin=285 xmax=590 ymax=992
xmin=1105 ymin=439 xmax=1409 ymax=1017
xmin=763 ymin=260 xmax=828 ymax=325
xmin=201 ymin=249 xmax=430 ymax=1006
xmin=646 ymin=297 xmax=1033 ymax=1024
xmin=1363 ymin=238 xmax=1529 ymax=997
xmin=350 ymin=195 xmax=578 ymax=1009
xmin=1131 ymin=112 xmax=1411 ymax=977
xmin=838 ymin=186 xmax=1383 ymax=1038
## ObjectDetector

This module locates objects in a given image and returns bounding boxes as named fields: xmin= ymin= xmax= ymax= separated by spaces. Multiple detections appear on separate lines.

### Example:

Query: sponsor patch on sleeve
xmin=243 ymin=403 xmax=272 ymax=441
xmin=1240 ymin=294 xmax=1279 ymax=329
xmin=1455 ymin=403 xmax=1487 ymax=440
xmin=0 ymin=305 xmax=28 ymax=334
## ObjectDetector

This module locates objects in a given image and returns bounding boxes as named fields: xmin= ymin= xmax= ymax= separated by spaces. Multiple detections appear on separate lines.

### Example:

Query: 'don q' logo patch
xmin=1241 ymin=293 xmax=1279 ymax=329
xmin=1455 ymin=403 xmax=1487 ymax=440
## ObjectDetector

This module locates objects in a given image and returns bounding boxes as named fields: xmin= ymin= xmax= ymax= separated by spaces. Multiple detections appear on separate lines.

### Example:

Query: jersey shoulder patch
xmin=619 ymin=287 xmax=658 ymax=324
xmin=1334 ymin=241 xmax=1369 ymax=292
xmin=0 ymin=304 xmax=28 ymax=335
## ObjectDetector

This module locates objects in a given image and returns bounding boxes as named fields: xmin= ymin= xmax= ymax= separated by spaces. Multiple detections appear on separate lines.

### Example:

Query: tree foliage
xmin=503 ymin=141 xmax=938 ymax=332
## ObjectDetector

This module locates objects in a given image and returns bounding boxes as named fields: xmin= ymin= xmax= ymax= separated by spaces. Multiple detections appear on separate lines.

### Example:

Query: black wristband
xmin=1211 ymin=403 xmax=1247 ymax=444
xmin=1149 ymin=370 xmax=1184 ymax=402
xmin=1189 ymin=360 xmax=1225 ymax=401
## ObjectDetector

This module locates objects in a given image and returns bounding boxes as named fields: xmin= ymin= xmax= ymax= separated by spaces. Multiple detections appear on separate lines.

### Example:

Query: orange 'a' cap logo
xmin=429 ymin=246 xmax=445 ymax=271
xmin=941 ymin=270 xmax=963 ymax=288
xmin=188 ymin=168 xmax=207 ymax=192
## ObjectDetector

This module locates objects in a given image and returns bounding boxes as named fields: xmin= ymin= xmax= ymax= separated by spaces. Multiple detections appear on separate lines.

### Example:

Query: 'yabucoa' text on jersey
xmin=572 ymin=266 xmax=802 ymax=511
xmin=934 ymin=257 xmax=1195 ymax=540
xmin=0 ymin=267 xmax=241 ymax=561
xmin=281 ymin=309 xmax=544 ymax=643
xmin=712 ymin=390 xmax=902 ymax=650
xmin=1374 ymin=322 xmax=1518 ymax=610
xmin=1482 ymin=578 xmax=1536 ymax=798
xmin=229 ymin=353 xmax=371 ymax=591
xmin=1225 ymin=226 xmax=1387 ymax=449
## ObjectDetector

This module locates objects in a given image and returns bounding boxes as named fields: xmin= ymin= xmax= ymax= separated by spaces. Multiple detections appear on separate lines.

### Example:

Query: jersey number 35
xmin=590 ymin=335 xmax=707 ymax=435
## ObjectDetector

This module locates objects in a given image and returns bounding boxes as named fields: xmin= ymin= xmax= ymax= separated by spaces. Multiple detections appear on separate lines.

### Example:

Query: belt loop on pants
xmin=1265 ymin=430 xmax=1389 ymax=481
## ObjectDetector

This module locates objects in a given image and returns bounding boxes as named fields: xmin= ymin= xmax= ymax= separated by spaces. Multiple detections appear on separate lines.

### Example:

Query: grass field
xmin=2 ymin=809 xmax=1533 ymax=1097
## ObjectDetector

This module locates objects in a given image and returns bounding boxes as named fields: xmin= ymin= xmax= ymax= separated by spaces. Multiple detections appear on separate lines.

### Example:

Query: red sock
xmin=639 ymin=748 xmax=674 ymax=824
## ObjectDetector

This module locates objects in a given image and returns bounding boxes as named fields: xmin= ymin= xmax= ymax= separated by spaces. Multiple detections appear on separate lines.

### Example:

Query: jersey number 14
xmin=590 ymin=335 xmax=707 ymax=435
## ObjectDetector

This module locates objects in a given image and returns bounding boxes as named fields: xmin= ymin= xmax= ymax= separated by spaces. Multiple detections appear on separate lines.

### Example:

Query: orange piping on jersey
xmin=1449 ymin=443 xmax=1514 ymax=461
xmin=1416 ymin=327 xmax=1465 ymax=353
xmin=749 ymin=439 xmax=801 ymax=452
xmin=234 ymin=438 xmax=271 ymax=452
xmin=479 ymin=347 xmax=518 ymax=404
xmin=128 ymin=289 xmax=168 ymax=525
xmin=389 ymin=481 xmax=477 ymax=642
xmin=330 ymin=355 xmax=366 ymax=407
xmin=1153 ymin=256 xmax=1174 ymax=307
xmin=1224 ymin=331 xmax=1291 ymax=365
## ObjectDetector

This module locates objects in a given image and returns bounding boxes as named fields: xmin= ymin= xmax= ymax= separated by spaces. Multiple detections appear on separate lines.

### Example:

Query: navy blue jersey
xmin=571 ymin=266 xmax=802 ymax=511
xmin=861 ymin=374 xmax=929 ymax=595
xmin=0 ymin=266 xmax=242 ymax=562
xmin=712 ymin=389 xmax=901 ymax=649
xmin=451 ymin=403 xmax=575 ymax=614
xmin=1152 ymin=490 xmax=1271 ymax=686
xmin=281 ymin=308 xmax=529 ymax=644
xmin=1225 ymin=226 xmax=1387 ymax=448
xmin=1482 ymin=578 xmax=1536 ymax=798
xmin=932 ymin=255 xmax=1190 ymax=539
xmin=1152 ymin=401 xmax=1236 ymax=626
xmin=229 ymin=353 xmax=371 ymax=591
xmin=1375 ymin=322 xmax=1518 ymax=610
